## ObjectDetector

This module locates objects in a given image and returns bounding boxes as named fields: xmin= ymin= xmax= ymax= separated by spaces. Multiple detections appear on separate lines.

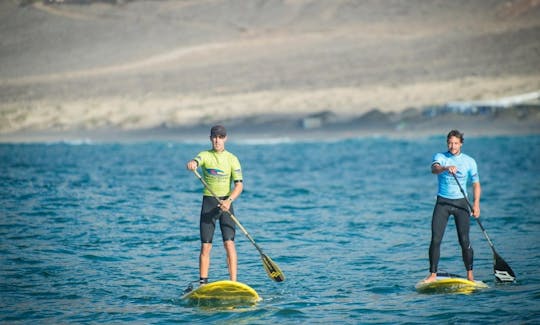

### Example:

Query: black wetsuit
xmin=429 ymin=196 xmax=473 ymax=273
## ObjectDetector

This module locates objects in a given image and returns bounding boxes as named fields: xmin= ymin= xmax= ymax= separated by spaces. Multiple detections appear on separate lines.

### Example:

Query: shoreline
xmin=2 ymin=106 xmax=538 ymax=143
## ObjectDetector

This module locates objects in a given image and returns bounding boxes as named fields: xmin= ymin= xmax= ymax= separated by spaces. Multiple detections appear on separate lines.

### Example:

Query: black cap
xmin=210 ymin=125 xmax=227 ymax=137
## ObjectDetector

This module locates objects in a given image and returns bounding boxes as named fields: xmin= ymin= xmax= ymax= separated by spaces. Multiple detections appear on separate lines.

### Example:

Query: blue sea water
xmin=1 ymin=135 xmax=539 ymax=324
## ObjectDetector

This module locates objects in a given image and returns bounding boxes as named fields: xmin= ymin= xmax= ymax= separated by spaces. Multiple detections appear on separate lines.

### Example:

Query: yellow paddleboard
xmin=416 ymin=275 xmax=489 ymax=294
xmin=182 ymin=280 xmax=261 ymax=306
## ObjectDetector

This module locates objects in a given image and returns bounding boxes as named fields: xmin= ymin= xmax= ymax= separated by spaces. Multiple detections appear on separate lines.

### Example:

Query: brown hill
xmin=0 ymin=0 xmax=539 ymax=141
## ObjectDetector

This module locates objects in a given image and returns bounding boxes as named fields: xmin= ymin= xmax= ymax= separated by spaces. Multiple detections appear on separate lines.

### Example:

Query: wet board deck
xmin=416 ymin=274 xmax=489 ymax=294
xmin=181 ymin=280 xmax=260 ymax=306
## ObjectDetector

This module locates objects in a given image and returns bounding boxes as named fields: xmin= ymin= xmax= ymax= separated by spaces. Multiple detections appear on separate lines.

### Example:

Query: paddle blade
xmin=493 ymin=251 xmax=516 ymax=283
xmin=261 ymin=254 xmax=285 ymax=282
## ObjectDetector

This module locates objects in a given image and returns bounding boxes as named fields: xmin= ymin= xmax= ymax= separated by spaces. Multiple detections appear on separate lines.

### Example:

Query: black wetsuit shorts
xmin=200 ymin=195 xmax=236 ymax=243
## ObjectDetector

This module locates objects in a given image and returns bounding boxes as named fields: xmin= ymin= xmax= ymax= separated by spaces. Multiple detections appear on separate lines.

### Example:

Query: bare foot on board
xmin=423 ymin=273 xmax=437 ymax=283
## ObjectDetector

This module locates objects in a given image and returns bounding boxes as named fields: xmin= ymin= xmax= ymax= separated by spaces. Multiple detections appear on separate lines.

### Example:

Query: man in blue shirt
xmin=425 ymin=129 xmax=481 ymax=283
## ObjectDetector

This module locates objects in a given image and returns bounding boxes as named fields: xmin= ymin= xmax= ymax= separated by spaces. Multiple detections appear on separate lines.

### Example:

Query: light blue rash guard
xmin=432 ymin=151 xmax=479 ymax=199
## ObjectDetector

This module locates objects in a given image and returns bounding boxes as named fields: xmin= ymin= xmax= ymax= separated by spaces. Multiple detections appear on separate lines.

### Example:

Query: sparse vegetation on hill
xmin=1 ymin=0 xmax=539 ymax=141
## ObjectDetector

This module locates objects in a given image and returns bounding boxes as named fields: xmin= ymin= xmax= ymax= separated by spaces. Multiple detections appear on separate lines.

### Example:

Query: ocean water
xmin=1 ymin=135 xmax=539 ymax=324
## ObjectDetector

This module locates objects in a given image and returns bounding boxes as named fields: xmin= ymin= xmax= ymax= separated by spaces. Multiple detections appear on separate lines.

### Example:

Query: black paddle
xmin=451 ymin=173 xmax=516 ymax=282
xmin=192 ymin=170 xmax=285 ymax=282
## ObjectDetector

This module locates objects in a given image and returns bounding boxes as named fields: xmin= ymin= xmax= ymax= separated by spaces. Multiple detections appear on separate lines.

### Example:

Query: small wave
xmin=80 ymin=254 xmax=126 ymax=262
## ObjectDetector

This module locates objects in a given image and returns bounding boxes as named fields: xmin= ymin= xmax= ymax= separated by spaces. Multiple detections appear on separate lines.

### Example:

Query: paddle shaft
xmin=451 ymin=173 xmax=496 ymax=251
xmin=451 ymin=172 xmax=516 ymax=282
xmin=192 ymin=169 xmax=265 ymax=255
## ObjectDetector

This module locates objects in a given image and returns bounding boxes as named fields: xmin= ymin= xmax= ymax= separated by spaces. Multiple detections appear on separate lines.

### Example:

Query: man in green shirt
xmin=186 ymin=125 xmax=243 ymax=284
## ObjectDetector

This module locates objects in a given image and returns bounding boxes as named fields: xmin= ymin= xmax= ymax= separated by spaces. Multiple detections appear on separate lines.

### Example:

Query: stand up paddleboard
xmin=416 ymin=272 xmax=488 ymax=294
xmin=182 ymin=280 xmax=261 ymax=306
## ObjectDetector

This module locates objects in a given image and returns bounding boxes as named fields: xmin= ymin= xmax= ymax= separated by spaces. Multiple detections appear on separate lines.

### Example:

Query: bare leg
xmin=200 ymin=243 xmax=212 ymax=280
xmin=224 ymin=240 xmax=237 ymax=281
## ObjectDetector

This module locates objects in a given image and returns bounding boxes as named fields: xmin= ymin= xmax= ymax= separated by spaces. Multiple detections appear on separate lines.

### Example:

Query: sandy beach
xmin=0 ymin=0 xmax=539 ymax=142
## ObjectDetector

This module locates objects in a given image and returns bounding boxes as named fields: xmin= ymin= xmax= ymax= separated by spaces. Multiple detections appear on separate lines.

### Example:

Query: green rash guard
xmin=193 ymin=150 xmax=242 ymax=197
